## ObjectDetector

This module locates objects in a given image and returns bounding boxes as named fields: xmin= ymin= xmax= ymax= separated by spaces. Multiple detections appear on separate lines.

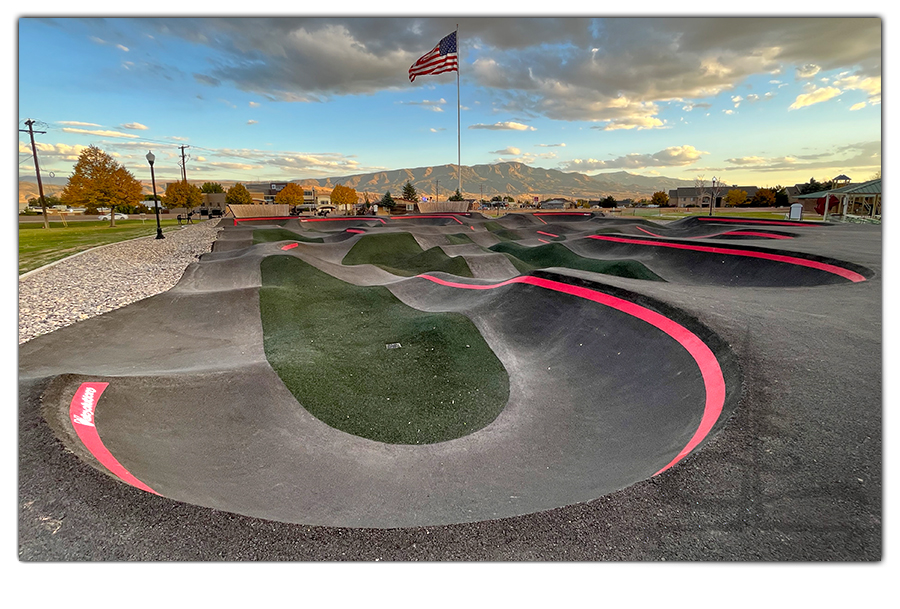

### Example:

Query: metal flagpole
xmin=457 ymin=24 xmax=461 ymax=196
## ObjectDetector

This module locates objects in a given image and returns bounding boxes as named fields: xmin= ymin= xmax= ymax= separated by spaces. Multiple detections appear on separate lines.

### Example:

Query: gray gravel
xmin=18 ymin=220 xmax=222 ymax=344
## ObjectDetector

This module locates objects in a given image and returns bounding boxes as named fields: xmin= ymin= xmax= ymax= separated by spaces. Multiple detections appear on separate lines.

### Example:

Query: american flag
xmin=408 ymin=31 xmax=458 ymax=82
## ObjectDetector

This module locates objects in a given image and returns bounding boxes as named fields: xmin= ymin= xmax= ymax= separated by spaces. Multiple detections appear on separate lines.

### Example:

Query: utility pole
xmin=179 ymin=145 xmax=189 ymax=182
xmin=435 ymin=180 xmax=439 ymax=203
xmin=20 ymin=120 xmax=50 ymax=229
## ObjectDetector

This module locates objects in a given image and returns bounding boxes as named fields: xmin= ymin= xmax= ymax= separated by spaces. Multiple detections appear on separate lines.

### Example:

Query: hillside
xmin=20 ymin=162 xmax=695 ymax=205
xmin=292 ymin=162 xmax=694 ymax=201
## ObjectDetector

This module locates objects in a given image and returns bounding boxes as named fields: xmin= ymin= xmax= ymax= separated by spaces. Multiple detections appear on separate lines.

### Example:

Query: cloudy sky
xmin=17 ymin=12 xmax=883 ymax=191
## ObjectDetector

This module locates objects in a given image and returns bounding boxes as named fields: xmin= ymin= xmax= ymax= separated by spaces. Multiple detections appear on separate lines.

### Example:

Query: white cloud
xmin=490 ymin=147 xmax=521 ymax=155
xmin=560 ymin=145 xmax=707 ymax=172
xmin=849 ymin=102 xmax=867 ymax=111
xmin=61 ymin=127 xmax=140 ymax=139
xmin=469 ymin=121 xmax=535 ymax=131
xmin=789 ymin=86 xmax=842 ymax=109
xmin=120 ymin=122 xmax=149 ymax=130
xmin=796 ymin=63 xmax=821 ymax=79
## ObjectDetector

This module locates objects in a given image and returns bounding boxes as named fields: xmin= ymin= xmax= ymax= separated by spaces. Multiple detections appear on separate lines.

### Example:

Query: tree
xmin=60 ymin=145 xmax=144 ymax=218
xmin=799 ymin=177 xmax=835 ymax=195
xmin=331 ymin=184 xmax=358 ymax=213
xmin=402 ymin=181 xmax=418 ymax=202
xmin=226 ymin=183 xmax=253 ymax=206
xmin=200 ymin=182 xmax=225 ymax=193
xmin=165 ymin=180 xmax=203 ymax=211
xmin=772 ymin=185 xmax=789 ymax=207
xmin=651 ymin=191 xmax=669 ymax=207
xmin=751 ymin=188 xmax=777 ymax=207
xmin=724 ymin=189 xmax=748 ymax=207
xmin=449 ymin=188 xmax=464 ymax=201
xmin=275 ymin=183 xmax=305 ymax=206
xmin=600 ymin=195 xmax=617 ymax=208
xmin=380 ymin=191 xmax=395 ymax=212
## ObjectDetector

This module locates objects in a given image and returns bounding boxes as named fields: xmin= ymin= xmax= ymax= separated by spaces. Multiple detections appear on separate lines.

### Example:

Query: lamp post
xmin=146 ymin=151 xmax=164 ymax=239
xmin=709 ymin=176 xmax=718 ymax=216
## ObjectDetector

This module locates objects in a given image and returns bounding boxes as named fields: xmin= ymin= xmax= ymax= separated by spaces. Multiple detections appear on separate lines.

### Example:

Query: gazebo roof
xmin=795 ymin=178 xmax=881 ymax=198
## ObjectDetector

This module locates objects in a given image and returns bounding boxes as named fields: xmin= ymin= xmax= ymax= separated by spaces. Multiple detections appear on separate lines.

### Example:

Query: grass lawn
xmin=490 ymin=241 xmax=665 ymax=282
xmin=259 ymin=256 xmax=509 ymax=444
xmin=18 ymin=219 xmax=184 ymax=275
xmin=342 ymin=232 xmax=473 ymax=277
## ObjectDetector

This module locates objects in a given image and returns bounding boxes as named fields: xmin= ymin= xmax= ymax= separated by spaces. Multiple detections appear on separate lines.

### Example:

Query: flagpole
xmin=456 ymin=24 xmax=461 ymax=197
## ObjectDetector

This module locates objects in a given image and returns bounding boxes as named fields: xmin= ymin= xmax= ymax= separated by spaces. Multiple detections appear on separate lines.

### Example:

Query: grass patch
xmin=252 ymin=228 xmax=324 ymax=244
xmin=446 ymin=233 xmax=475 ymax=245
xmin=259 ymin=256 xmax=509 ymax=444
xmin=18 ymin=219 xmax=183 ymax=274
xmin=342 ymin=232 xmax=473 ymax=277
xmin=483 ymin=221 xmax=523 ymax=242
xmin=489 ymin=241 xmax=665 ymax=282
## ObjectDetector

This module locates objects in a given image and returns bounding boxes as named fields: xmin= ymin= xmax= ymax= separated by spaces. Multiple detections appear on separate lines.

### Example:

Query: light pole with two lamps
xmin=146 ymin=151 xmax=164 ymax=239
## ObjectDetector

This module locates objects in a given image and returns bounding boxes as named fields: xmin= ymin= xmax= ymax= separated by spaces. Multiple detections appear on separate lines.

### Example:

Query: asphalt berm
xmin=18 ymin=212 xmax=883 ymax=562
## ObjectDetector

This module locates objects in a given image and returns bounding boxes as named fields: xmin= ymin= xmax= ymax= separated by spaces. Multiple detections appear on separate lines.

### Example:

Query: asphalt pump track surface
xmin=18 ymin=212 xmax=882 ymax=560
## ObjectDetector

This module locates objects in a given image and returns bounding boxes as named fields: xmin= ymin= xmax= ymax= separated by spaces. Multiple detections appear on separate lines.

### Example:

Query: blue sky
xmin=17 ymin=12 xmax=883 ymax=192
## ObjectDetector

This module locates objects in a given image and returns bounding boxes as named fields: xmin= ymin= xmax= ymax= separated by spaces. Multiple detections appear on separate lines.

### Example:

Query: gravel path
xmin=18 ymin=220 xmax=223 ymax=344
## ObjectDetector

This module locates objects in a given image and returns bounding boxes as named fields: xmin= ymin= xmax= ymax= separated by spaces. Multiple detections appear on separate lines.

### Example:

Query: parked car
xmin=98 ymin=213 xmax=129 ymax=220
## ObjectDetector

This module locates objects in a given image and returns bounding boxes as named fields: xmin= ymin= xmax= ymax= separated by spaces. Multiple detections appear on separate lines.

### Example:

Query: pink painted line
xmin=416 ymin=274 xmax=726 ymax=475
xmin=635 ymin=225 xmax=792 ymax=241
xmin=301 ymin=217 xmax=387 ymax=224
xmin=536 ymin=230 xmax=560 ymax=238
xmin=390 ymin=214 xmax=465 ymax=225
xmin=280 ymin=242 xmax=299 ymax=250
xmin=534 ymin=215 xmax=548 ymax=224
xmin=346 ymin=228 xmax=366 ymax=234
xmin=588 ymin=234 xmax=866 ymax=283
xmin=697 ymin=217 xmax=809 ymax=227
xmin=69 ymin=382 xmax=159 ymax=494
xmin=538 ymin=239 xmax=551 ymax=244
xmin=723 ymin=230 xmax=793 ymax=240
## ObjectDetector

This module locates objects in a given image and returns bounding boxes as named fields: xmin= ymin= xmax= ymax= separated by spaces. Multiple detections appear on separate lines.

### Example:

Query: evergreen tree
xmin=402 ymin=181 xmax=418 ymax=201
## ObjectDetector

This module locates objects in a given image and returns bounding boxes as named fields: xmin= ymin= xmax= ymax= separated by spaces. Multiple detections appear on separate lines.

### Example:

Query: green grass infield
xmin=259 ymin=256 xmax=510 ymax=444
xmin=342 ymin=232 xmax=473 ymax=277
xmin=489 ymin=241 xmax=666 ymax=282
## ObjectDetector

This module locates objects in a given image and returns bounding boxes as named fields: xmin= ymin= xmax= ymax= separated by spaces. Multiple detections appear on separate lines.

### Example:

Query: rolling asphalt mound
xmin=21 ymin=216 xmax=746 ymax=528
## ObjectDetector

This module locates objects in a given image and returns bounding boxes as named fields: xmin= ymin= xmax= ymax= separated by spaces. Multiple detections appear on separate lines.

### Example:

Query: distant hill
xmin=20 ymin=162 xmax=696 ymax=205
xmin=291 ymin=162 xmax=695 ymax=201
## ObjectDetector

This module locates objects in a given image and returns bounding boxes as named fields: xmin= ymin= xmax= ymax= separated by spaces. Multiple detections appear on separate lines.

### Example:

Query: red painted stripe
xmin=697 ymin=217 xmax=809 ymax=227
xmin=346 ymin=229 xmax=366 ymax=234
xmin=536 ymin=231 xmax=560 ymax=238
xmin=538 ymin=239 xmax=551 ymax=244
xmin=416 ymin=274 xmax=726 ymax=475
xmin=69 ymin=382 xmax=159 ymax=494
xmin=280 ymin=243 xmax=299 ymax=250
xmin=534 ymin=215 xmax=548 ymax=224
xmin=723 ymin=230 xmax=793 ymax=240
xmin=635 ymin=225 xmax=793 ymax=240
xmin=390 ymin=214 xmax=465 ymax=225
xmin=588 ymin=235 xmax=866 ymax=282
xmin=301 ymin=217 xmax=387 ymax=224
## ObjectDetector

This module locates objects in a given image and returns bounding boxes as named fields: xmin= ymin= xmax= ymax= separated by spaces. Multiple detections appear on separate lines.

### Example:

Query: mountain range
xmin=20 ymin=162 xmax=696 ymax=204
xmin=292 ymin=162 xmax=695 ymax=201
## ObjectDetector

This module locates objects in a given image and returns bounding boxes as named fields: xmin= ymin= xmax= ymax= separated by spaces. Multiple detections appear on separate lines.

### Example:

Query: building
xmin=243 ymin=182 xmax=318 ymax=206
xmin=668 ymin=185 xmax=760 ymax=207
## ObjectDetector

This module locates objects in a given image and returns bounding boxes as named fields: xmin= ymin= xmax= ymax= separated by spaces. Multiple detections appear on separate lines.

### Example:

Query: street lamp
xmin=146 ymin=151 xmax=164 ymax=240
xmin=709 ymin=176 xmax=719 ymax=216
